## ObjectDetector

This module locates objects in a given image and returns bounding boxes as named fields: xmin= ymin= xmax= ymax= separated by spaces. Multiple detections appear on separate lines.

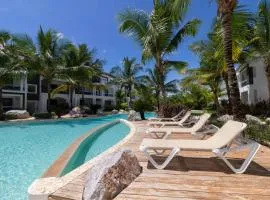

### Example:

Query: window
xmin=241 ymin=69 xmax=248 ymax=87
xmin=104 ymin=89 xmax=109 ymax=96
xmin=3 ymin=98 xmax=13 ymax=108
xmin=104 ymin=100 xmax=112 ymax=106
xmin=101 ymin=77 xmax=108 ymax=84
xmin=84 ymin=88 xmax=93 ymax=95
xmin=96 ymin=89 xmax=101 ymax=96
xmin=28 ymin=84 xmax=37 ymax=94
xmin=96 ymin=98 xmax=102 ymax=106
xmin=84 ymin=98 xmax=93 ymax=106
xmin=241 ymin=91 xmax=249 ymax=104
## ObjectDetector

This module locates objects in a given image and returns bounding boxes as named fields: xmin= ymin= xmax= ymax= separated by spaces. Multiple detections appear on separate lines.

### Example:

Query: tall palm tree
xmin=253 ymin=0 xmax=270 ymax=97
xmin=0 ymin=31 xmax=27 ymax=118
xmin=110 ymin=57 xmax=142 ymax=107
xmin=118 ymin=0 xmax=199 ymax=97
xmin=17 ymin=26 xmax=70 ymax=112
xmin=217 ymin=0 xmax=242 ymax=116
xmin=138 ymin=68 xmax=178 ymax=111
xmin=51 ymin=44 xmax=103 ymax=107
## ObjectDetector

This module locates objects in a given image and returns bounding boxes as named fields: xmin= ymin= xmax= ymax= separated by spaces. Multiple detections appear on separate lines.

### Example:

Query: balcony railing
xmin=241 ymin=80 xmax=249 ymax=87
xmin=3 ymin=85 xmax=21 ymax=91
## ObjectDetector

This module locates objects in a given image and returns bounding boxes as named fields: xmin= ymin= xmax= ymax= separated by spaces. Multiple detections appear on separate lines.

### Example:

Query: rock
xmin=266 ymin=118 xmax=270 ymax=124
xmin=118 ymin=109 xmax=127 ymax=114
xmin=97 ymin=109 xmax=105 ymax=116
xmin=217 ymin=114 xmax=234 ymax=122
xmin=83 ymin=149 xmax=142 ymax=200
xmin=5 ymin=110 xmax=30 ymax=119
xmin=127 ymin=110 xmax=141 ymax=121
xmin=246 ymin=114 xmax=266 ymax=125
xmin=72 ymin=106 xmax=82 ymax=114
xmin=111 ymin=109 xmax=118 ymax=114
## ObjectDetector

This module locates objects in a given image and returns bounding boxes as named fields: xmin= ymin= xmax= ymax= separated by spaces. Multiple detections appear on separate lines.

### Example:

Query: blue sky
xmin=0 ymin=0 xmax=260 ymax=81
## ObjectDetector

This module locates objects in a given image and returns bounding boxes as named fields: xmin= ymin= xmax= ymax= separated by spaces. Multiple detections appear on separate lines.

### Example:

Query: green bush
xmin=89 ymin=104 xmax=101 ymax=114
xmin=120 ymin=102 xmax=128 ymax=110
xmin=133 ymin=99 xmax=154 ymax=120
xmin=245 ymin=123 xmax=270 ymax=146
xmin=33 ymin=112 xmax=52 ymax=119
xmin=103 ymin=105 xmax=114 ymax=112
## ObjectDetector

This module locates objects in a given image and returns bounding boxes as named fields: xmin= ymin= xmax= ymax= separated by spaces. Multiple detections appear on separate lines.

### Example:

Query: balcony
xmin=3 ymin=84 xmax=21 ymax=91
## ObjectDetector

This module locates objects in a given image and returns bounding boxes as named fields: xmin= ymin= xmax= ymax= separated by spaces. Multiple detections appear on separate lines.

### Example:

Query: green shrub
xmin=120 ymin=102 xmax=128 ymax=110
xmin=33 ymin=112 xmax=52 ymax=119
xmin=89 ymin=104 xmax=101 ymax=114
xmin=103 ymin=105 xmax=114 ymax=112
xmin=133 ymin=99 xmax=154 ymax=120
xmin=245 ymin=123 xmax=270 ymax=146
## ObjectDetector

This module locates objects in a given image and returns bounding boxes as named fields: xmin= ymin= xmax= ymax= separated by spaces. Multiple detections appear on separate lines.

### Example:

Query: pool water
xmin=61 ymin=122 xmax=130 ymax=175
xmin=0 ymin=113 xmax=154 ymax=200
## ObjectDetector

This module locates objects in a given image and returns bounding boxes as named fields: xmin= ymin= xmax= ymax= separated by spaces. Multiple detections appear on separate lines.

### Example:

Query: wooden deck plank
xmin=50 ymin=121 xmax=270 ymax=200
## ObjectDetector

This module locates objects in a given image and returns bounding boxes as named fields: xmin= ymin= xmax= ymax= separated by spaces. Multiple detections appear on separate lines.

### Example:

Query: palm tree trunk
xmin=156 ymin=91 xmax=160 ymax=112
xmin=222 ymin=72 xmax=232 ymax=112
xmin=222 ymin=12 xmax=241 ymax=117
xmin=128 ymin=84 xmax=132 ymax=107
xmin=47 ymin=83 xmax=51 ymax=113
xmin=81 ymin=87 xmax=85 ymax=106
xmin=69 ymin=86 xmax=74 ymax=108
xmin=0 ymin=87 xmax=3 ymax=119
xmin=211 ymin=86 xmax=221 ymax=114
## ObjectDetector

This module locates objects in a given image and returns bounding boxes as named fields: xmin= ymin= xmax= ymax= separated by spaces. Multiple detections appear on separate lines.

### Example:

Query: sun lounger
xmin=148 ymin=109 xmax=186 ymax=122
xmin=140 ymin=120 xmax=260 ymax=173
xmin=146 ymin=113 xmax=211 ymax=139
xmin=148 ymin=111 xmax=192 ymax=127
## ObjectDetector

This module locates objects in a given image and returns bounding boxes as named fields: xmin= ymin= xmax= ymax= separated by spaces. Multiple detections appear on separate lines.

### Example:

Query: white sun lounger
xmin=148 ymin=111 xmax=192 ymax=127
xmin=148 ymin=110 xmax=186 ymax=122
xmin=146 ymin=113 xmax=211 ymax=139
xmin=140 ymin=120 xmax=260 ymax=173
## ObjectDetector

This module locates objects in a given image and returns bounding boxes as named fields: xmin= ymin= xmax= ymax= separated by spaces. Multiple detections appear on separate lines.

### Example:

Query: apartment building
xmin=237 ymin=58 xmax=269 ymax=105
xmin=2 ymin=73 xmax=118 ymax=113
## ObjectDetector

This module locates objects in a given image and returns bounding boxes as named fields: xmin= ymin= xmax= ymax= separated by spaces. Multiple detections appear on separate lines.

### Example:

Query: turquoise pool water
xmin=61 ymin=122 xmax=130 ymax=175
xmin=0 ymin=113 xmax=154 ymax=200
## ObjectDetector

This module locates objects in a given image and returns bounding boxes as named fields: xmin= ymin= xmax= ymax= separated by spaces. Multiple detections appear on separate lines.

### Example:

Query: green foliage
xmin=33 ymin=112 xmax=53 ymax=119
xmin=118 ymin=0 xmax=200 ymax=97
xmin=120 ymin=102 xmax=128 ymax=110
xmin=169 ymin=84 xmax=213 ymax=110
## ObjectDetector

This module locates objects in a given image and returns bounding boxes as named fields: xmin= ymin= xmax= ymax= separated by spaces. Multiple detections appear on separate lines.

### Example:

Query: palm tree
xmin=110 ymin=57 xmax=142 ymax=107
xmin=217 ymin=0 xmax=242 ymax=116
xmin=17 ymin=26 xmax=70 ymax=112
xmin=0 ymin=31 xmax=27 ymax=118
xmin=138 ymin=68 xmax=178 ymax=111
xmin=118 ymin=0 xmax=199 ymax=97
xmin=191 ymin=4 xmax=254 ymax=113
xmin=51 ymin=44 xmax=103 ymax=108
xmin=253 ymin=0 xmax=270 ymax=97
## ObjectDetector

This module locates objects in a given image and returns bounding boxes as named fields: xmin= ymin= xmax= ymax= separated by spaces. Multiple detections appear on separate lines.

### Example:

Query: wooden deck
xmin=50 ymin=121 xmax=270 ymax=200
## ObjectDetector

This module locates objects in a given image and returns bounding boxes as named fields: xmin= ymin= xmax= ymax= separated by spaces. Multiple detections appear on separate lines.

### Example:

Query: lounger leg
xmin=149 ymin=131 xmax=171 ymax=139
xmin=213 ymin=142 xmax=261 ymax=174
xmin=140 ymin=146 xmax=180 ymax=169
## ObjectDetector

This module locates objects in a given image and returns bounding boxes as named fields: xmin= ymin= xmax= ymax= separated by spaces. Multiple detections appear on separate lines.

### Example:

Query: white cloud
xmin=57 ymin=32 xmax=64 ymax=39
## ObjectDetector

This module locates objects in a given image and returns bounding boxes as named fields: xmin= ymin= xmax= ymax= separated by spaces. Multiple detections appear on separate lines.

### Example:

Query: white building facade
xmin=2 ymin=73 xmax=118 ymax=114
xmin=237 ymin=58 xmax=269 ymax=105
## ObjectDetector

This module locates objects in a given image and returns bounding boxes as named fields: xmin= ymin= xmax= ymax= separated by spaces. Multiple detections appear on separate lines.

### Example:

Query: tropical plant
xmin=252 ymin=0 xmax=270 ymax=97
xmin=133 ymin=84 xmax=154 ymax=120
xmin=217 ymin=0 xmax=242 ymax=116
xmin=51 ymin=44 xmax=103 ymax=108
xmin=0 ymin=31 xmax=27 ymax=118
xmin=138 ymin=68 xmax=178 ymax=111
xmin=16 ymin=26 xmax=71 ymax=112
xmin=190 ymin=4 xmax=254 ymax=113
xmin=118 ymin=0 xmax=200 ymax=97
xmin=110 ymin=57 xmax=142 ymax=107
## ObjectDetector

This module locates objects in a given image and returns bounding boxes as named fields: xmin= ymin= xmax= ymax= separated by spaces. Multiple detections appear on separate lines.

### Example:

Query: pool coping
xmin=42 ymin=120 xmax=121 ymax=178
xmin=28 ymin=119 xmax=136 ymax=200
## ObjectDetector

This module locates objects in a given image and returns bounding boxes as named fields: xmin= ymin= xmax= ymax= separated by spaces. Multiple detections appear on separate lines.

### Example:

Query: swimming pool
xmin=0 ymin=113 xmax=154 ymax=200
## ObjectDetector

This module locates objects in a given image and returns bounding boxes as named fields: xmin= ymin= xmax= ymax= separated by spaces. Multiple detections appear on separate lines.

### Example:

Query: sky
xmin=0 ymin=0 xmax=260 ymax=81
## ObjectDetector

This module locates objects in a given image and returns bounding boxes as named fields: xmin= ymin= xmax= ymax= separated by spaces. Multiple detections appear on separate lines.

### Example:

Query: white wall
xmin=237 ymin=58 xmax=269 ymax=104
